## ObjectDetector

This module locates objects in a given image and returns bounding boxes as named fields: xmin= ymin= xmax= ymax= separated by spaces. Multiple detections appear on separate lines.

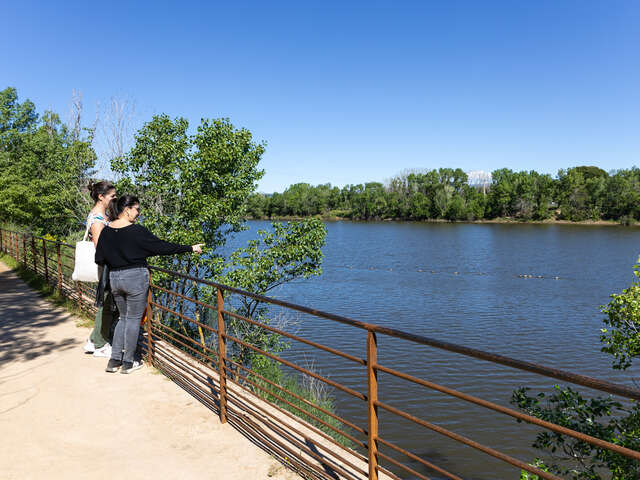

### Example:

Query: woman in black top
xmin=95 ymin=195 xmax=203 ymax=374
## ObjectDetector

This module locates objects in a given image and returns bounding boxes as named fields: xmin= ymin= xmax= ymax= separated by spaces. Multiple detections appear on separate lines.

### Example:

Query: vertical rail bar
xmin=56 ymin=243 xmax=63 ymax=293
xmin=367 ymin=330 xmax=379 ymax=480
xmin=42 ymin=239 xmax=49 ymax=284
xmin=217 ymin=287 xmax=228 ymax=424
xmin=76 ymin=282 xmax=82 ymax=309
xmin=31 ymin=235 xmax=37 ymax=273
xmin=145 ymin=274 xmax=154 ymax=366
xmin=22 ymin=234 xmax=27 ymax=266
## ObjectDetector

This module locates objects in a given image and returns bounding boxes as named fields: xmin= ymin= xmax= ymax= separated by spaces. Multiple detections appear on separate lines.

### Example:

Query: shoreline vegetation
xmin=245 ymin=166 xmax=640 ymax=226
xmin=247 ymin=214 xmax=639 ymax=227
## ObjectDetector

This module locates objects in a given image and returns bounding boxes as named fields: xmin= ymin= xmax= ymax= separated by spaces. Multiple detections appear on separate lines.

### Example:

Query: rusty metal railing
xmin=1 ymin=226 xmax=639 ymax=480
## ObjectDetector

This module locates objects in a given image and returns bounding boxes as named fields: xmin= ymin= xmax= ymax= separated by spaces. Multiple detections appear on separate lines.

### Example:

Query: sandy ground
xmin=0 ymin=261 xmax=299 ymax=480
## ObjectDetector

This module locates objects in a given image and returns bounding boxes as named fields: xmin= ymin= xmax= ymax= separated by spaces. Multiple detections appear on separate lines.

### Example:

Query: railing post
xmin=56 ymin=243 xmax=63 ymax=293
xmin=367 ymin=330 xmax=379 ymax=480
xmin=75 ymin=281 xmax=82 ymax=309
xmin=145 ymin=275 xmax=154 ymax=366
xmin=22 ymin=234 xmax=27 ymax=266
xmin=216 ymin=287 xmax=228 ymax=424
xmin=42 ymin=239 xmax=49 ymax=285
xmin=31 ymin=235 xmax=37 ymax=273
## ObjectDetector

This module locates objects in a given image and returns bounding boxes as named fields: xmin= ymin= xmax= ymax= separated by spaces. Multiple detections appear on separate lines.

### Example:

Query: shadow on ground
xmin=0 ymin=269 xmax=78 ymax=366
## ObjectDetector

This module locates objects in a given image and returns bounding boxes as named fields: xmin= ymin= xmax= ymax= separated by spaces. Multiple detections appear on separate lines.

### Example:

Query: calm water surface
xmin=227 ymin=221 xmax=640 ymax=479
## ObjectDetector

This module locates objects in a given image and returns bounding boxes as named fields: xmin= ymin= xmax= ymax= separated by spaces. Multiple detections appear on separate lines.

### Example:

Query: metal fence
xmin=1 ymin=226 xmax=639 ymax=480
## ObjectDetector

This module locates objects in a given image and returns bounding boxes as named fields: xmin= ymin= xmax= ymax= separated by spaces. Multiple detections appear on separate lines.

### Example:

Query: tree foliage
xmin=221 ymin=219 xmax=326 ymax=369
xmin=600 ymin=259 xmax=640 ymax=371
xmin=245 ymin=166 xmax=640 ymax=224
xmin=112 ymin=114 xmax=328 ymax=374
xmin=0 ymin=87 xmax=96 ymax=236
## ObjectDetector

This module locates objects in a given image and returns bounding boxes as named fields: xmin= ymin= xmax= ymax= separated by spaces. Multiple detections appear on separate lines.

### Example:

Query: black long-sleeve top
xmin=95 ymin=224 xmax=191 ymax=270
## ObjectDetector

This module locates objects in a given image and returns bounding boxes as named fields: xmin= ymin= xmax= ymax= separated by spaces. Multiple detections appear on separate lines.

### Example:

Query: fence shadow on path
xmin=0 ymin=268 xmax=78 ymax=366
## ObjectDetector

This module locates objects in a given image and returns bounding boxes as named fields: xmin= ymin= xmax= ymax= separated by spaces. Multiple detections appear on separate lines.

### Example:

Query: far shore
xmin=246 ymin=215 xmax=639 ymax=227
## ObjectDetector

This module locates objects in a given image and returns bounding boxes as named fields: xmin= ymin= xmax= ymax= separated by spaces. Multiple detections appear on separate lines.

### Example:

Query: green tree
xmin=0 ymin=87 xmax=96 ymax=236
xmin=602 ymin=169 xmax=640 ymax=222
xmin=487 ymin=168 xmax=517 ymax=218
xmin=0 ymin=86 xmax=38 ymax=147
xmin=113 ymin=114 xmax=329 ymax=371
xmin=245 ymin=193 xmax=269 ymax=219
xmin=221 ymin=219 xmax=326 ymax=369
xmin=556 ymin=167 xmax=609 ymax=221
xmin=113 ymin=114 xmax=265 ymax=265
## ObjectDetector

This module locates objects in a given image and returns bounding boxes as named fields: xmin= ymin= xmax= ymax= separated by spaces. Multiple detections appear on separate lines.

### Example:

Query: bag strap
xmin=82 ymin=221 xmax=92 ymax=242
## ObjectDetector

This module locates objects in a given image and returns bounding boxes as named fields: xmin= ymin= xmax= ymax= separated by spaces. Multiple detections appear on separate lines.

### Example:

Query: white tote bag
xmin=71 ymin=223 xmax=99 ymax=282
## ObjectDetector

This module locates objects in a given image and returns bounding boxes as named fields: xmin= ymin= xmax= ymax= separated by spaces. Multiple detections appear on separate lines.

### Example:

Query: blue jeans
xmin=109 ymin=267 xmax=149 ymax=363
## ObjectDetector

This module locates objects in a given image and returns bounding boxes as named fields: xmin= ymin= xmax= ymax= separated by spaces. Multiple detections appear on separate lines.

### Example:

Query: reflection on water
xmin=223 ymin=221 xmax=640 ymax=479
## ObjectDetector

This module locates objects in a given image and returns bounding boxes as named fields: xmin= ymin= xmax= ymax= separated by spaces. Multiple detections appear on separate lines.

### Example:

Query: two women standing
xmin=95 ymin=195 xmax=203 ymax=374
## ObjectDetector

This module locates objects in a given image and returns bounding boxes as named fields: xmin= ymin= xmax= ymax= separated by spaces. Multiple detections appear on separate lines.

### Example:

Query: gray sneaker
xmin=105 ymin=359 xmax=122 ymax=373
xmin=121 ymin=360 xmax=143 ymax=374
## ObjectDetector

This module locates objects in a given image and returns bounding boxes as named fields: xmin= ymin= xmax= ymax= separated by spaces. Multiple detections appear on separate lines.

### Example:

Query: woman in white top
xmin=83 ymin=181 xmax=118 ymax=357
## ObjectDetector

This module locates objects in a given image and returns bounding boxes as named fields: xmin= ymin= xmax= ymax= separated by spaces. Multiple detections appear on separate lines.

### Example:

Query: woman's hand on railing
xmin=192 ymin=244 xmax=205 ymax=254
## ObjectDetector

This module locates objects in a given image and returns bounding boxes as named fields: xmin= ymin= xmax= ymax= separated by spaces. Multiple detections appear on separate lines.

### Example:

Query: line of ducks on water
xmin=340 ymin=265 xmax=561 ymax=279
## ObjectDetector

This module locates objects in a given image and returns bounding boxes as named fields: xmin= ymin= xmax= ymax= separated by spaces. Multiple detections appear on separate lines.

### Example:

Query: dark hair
xmin=108 ymin=195 xmax=139 ymax=220
xmin=88 ymin=180 xmax=115 ymax=203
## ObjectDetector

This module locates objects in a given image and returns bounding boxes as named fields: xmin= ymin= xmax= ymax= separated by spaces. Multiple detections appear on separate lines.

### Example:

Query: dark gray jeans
xmin=109 ymin=267 xmax=149 ymax=363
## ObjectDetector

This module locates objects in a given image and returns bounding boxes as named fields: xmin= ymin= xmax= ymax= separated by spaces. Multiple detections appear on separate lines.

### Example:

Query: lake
xmin=225 ymin=221 xmax=640 ymax=479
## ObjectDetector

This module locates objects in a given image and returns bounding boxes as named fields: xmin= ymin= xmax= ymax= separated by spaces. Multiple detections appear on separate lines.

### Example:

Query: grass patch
xmin=249 ymin=356 xmax=354 ymax=448
xmin=0 ymin=252 xmax=95 ymax=328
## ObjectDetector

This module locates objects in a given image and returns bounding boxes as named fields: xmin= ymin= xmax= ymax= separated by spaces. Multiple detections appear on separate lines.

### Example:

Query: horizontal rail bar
xmin=151 ymin=302 xmax=218 ymax=335
xmin=375 ymin=363 xmax=640 ymax=461
xmin=154 ymin=322 xmax=218 ymax=357
xmin=224 ymin=380 xmax=365 ymax=480
xmin=152 ymin=342 xmax=220 ymax=392
xmin=377 ymin=451 xmax=431 ymax=480
xmin=151 ymin=283 xmax=218 ymax=311
xmin=375 ymin=400 xmax=562 ymax=480
xmin=371 ymin=332 xmax=640 ymax=401
xmin=222 ymin=331 xmax=367 ymax=401
xmin=223 ymin=309 xmax=366 ymax=365
xmin=148 ymin=266 xmax=640 ymax=401
xmin=225 ymin=403 xmax=349 ymax=480
xmin=224 ymin=362 xmax=367 ymax=449
xmin=225 ymin=356 xmax=367 ymax=437
xmin=0 ymin=228 xmax=74 ymax=248
xmin=149 ymin=265 xmax=381 ymax=329
xmin=151 ymin=334 xmax=222 ymax=381
xmin=377 ymin=436 xmax=462 ymax=480
xmin=153 ymin=325 xmax=217 ymax=363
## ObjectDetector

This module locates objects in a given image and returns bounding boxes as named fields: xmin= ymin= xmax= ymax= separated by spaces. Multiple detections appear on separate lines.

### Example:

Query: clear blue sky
xmin=2 ymin=1 xmax=638 ymax=192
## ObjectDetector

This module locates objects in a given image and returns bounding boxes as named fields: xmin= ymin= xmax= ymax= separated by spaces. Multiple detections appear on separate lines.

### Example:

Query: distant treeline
xmin=246 ymin=166 xmax=640 ymax=223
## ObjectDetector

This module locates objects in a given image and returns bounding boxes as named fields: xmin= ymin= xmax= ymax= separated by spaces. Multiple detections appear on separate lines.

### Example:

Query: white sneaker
xmin=83 ymin=339 xmax=95 ymax=354
xmin=93 ymin=343 xmax=112 ymax=358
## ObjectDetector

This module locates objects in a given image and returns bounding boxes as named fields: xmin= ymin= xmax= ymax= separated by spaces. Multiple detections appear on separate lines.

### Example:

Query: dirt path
xmin=0 ymin=262 xmax=298 ymax=480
